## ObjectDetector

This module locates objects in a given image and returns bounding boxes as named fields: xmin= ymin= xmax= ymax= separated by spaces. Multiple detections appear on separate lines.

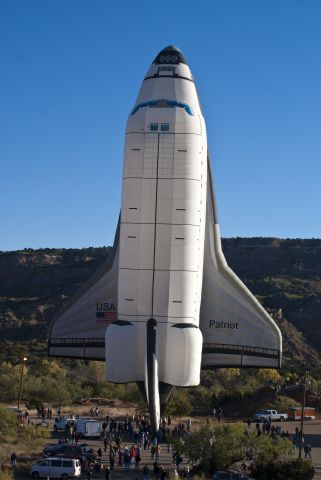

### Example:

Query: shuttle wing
xmin=48 ymin=220 xmax=120 ymax=360
xmin=200 ymin=156 xmax=282 ymax=368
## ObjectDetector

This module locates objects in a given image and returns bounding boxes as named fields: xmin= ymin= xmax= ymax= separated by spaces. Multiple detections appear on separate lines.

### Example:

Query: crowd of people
xmin=37 ymin=405 xmax=53 ymax=420
xmin=83 ymin=412 xmax=189 ymax=479
xmin=245 ymin=417 xmax=313 ymax=459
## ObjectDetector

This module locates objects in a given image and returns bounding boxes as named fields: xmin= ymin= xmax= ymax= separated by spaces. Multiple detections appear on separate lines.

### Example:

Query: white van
xmin=30 ymin=457 xmax=81 ymax=478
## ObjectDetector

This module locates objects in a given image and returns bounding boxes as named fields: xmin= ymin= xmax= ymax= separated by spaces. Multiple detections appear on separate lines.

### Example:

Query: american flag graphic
xmin=96 ymin=311 xmax=117 ymax=323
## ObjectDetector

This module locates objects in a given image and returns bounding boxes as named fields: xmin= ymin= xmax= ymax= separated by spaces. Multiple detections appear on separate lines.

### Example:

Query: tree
xmin=258 ymin=368 xmax=282 ymax=385
xmin=171 ymin=422 xmax=293 ymax=474
xmin=0 ymin=362 xmax=22 ymax=402
xmin=0 ymin=407 xmax=18 ymax=440
xmin=166 ymin=388 xmax=192 ymax=416
xmin=29 ymin=359 xmax=67 ymax=380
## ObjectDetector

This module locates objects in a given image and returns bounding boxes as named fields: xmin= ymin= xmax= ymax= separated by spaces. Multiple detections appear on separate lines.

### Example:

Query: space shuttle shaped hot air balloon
xmin=49 ymin=46 xmax=282 ymax=432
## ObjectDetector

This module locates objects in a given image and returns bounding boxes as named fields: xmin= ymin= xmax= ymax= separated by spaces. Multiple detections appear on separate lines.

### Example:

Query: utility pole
xmin=17 ymin=356 xmax=27 ymax=410
xmin=298 ymin=371 xmax=308 ymax=459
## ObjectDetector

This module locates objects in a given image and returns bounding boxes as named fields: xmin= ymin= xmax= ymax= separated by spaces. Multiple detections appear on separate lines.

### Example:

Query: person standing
xmin=104 ymin=436 xmax=108 ymax=452
xmin=151 ymin=445 xmax=156 ymax=460
xmin=304 ymin=443 xmax=312 ymax=459
xmin=217 ymin=407 xmax=222 ymax=423
xmin=155 ymin=443 xmax=161 ymax=461
xmin=186 ymin=418 xmax=192 ymax=431
xmin=143 ymin=464 xmax=149 ymax=480
xmin=97 ymin=448 xmax=103 ymax=460
xmin=143 ymin=432 xmax=149 ymax=450
xmin=135 ymin=450 xmax=141 ymax=470
xmin=153 ymin=461 xmax=160 ymax=480
xmin=175 ymin=453 xmax=182 ymax=471
xmin=86 ymin=466 xmax=93 ymax=480
xmin=109 ymin=453 xmax=115 ymax=471
xmin=104 ymin=466 xmax=111 ymax=480
xmin=160 ymin=465 xmax=167 ymax=480
xmin=10 ymin=452 xmax=17 ymax=469
xmin=123 ymin=449 xmax=130 ymax=470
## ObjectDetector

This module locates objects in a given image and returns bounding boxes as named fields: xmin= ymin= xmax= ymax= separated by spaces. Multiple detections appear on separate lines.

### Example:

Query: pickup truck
xmin=254 ymin=410 xmax=288 ymax=422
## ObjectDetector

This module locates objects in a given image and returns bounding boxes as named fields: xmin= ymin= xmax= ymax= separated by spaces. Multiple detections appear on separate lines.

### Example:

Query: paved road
xmin=247 ymin=419 xmax=321 ymax=479
xmin=278 ymin=419 xmax=321 ymax=479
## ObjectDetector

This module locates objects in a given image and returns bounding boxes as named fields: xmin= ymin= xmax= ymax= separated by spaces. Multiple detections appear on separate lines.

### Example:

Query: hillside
xmin=0 ymin=238 xmax=321 ymax=368
xmin=222 ymin=238 xmax=321 ymax=352
xmin=0 ymin=247 xmax=111 ymax=359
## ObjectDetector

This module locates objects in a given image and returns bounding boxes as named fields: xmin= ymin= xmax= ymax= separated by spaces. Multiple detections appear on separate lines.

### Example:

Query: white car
xmin=30 ymin=457 xmax=81 ymax=478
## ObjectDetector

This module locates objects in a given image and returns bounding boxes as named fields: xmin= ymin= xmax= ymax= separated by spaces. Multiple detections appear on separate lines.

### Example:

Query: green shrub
xmin=120 ymin=384 xmax=144 ymax=405
xmin=25 ymin=396 xmax=43 ymax=409
xmin=166 ymin=388 xmax=192 ymax=415
xmin=189 ymin=385 xmax=212 ymax=407
xmin=266 ymin=395 xmax=300 ymax=412
xmin=251 ymin=459 xmax=314 ymax=480
xmin=0 ymin=407 xmax=18 ymax=439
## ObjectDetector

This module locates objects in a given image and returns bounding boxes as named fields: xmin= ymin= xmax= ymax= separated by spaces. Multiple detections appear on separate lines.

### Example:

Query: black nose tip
xmin=163 ymin=45 xmax=181 ymax=52
xmin=153 ymin=46 xmax=187 ymax=65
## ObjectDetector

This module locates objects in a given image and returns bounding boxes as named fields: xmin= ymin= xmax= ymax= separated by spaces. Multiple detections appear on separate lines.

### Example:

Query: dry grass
xmin=0 ymin=471 xmax=13 ymax=480
xmin=0 ymin=425 xmax=49 ymax=479
xmin=54 ymin=401 xmax=140 ymax=419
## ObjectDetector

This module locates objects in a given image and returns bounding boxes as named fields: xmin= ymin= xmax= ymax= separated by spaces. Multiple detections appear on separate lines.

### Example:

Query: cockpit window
xmin=130 ymin=99 xmax=193 ymax=116
xmin=153 ymin=48 xmax=187 ymax=65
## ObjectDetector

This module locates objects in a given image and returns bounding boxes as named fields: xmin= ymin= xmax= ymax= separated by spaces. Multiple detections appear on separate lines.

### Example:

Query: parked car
xmin=213 ymin=472 xmax=253 ymax=480
xmin=54 ymin=417 xmax=76 ymax=432
xmin=30 ymin=457 xmax=81 ymax=478
xmin=6 ymin=406 xmax=23 ymax=415
xmin=36 ymin=421 xmax=49 ymax=428
xmin=6 ymin=406 xmax=24 ymax=421
xmin=43 ymin=444 xmax=95 ymax=465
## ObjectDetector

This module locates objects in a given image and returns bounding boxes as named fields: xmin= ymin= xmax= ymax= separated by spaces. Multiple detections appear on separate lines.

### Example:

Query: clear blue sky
xmin=1 ymin=0 xmax=320 ymax=250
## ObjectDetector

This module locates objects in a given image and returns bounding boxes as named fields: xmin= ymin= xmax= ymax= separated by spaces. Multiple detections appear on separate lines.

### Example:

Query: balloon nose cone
xmin=163 ymin=45 xmax=181 ymax=52
xmin=153 ymin=46 xmax=187 ymax=65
